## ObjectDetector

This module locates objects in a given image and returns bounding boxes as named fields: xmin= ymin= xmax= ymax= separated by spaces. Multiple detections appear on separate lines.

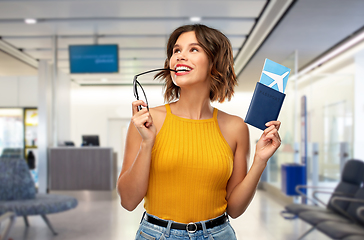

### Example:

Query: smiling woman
xmin=155 ymin=24 xmax=237 ymax=103
xmin=117 ymin=24 xmax=282 ymax=240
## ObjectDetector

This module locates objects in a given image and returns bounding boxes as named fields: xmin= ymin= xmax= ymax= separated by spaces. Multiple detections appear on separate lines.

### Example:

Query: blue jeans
xmin=135 ymin=212 xmax=237 ymax=240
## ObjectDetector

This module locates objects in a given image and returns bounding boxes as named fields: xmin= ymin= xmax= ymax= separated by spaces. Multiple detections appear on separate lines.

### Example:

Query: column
xmin=354 ymin=50 xmax=364 ymax=160
xmin=37 ymin=60 xmax=53 ymax=193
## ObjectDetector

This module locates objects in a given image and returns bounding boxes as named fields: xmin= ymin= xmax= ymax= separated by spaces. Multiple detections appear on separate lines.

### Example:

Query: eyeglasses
xmin=133 ymin=68 xmax=177 ymax=111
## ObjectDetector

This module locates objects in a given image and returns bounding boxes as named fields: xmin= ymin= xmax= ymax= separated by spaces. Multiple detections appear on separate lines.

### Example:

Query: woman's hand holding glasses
xmin=131 ymin=100 xmax=157 ymax=145
xmin=132 ymin=68 xmax=179 ymax=144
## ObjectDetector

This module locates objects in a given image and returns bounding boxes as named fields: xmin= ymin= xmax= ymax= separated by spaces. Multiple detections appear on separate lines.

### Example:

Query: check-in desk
xmin=48 ymin=147 xmax=117 ymax=196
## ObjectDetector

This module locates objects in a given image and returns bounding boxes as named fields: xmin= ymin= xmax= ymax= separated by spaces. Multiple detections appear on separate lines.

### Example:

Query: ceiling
xmin=238 ymin=0 xmax=364 ymax=91
xmin=0 ymin=0 xmax=363 ymax=90
xmin=0 ymin=0 xmax=272 ymax=85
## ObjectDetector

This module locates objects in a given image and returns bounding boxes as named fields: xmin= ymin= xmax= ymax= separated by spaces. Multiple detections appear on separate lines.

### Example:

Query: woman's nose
xmin=176 ymin=52 xmax=186 ymax=61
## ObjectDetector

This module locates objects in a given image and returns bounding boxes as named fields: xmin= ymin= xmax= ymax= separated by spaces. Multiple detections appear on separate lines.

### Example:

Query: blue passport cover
xmin=245 ymin=82 xmax=286 ymax=130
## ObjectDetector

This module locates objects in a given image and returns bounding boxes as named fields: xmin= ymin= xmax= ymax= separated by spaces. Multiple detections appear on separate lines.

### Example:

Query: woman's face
xmin=169 ymin=31 xmax=211 ymax=87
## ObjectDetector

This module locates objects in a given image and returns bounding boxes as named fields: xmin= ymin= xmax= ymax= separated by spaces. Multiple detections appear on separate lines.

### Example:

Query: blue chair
xmin=0 ymin=158 xmax=78 ymax=235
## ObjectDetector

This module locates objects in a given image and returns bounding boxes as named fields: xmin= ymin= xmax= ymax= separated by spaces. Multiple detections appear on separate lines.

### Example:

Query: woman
xmin=117 ymin=24 xmax=281 ymax=240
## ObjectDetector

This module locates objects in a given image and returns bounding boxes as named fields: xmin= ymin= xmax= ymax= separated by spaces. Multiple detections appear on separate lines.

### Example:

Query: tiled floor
xmin=6 ymin=190 xmax=331 ymax=240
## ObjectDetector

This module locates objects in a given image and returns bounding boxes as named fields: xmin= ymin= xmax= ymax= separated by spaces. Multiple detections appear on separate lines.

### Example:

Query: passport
xmin=245 ymin=82 xmax=286 ymax=130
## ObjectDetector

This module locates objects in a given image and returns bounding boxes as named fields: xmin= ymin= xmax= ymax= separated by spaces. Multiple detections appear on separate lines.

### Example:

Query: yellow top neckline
xmin=165 ymin=103 xmax=217 ymax=123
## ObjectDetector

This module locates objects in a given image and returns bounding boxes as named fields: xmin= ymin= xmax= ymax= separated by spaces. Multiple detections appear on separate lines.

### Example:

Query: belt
xmin=144 ymin=213 xmax=228 ymax=233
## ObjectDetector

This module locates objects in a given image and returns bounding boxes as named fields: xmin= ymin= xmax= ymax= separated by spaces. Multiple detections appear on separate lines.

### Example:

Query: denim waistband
xmin=140 ymin=212 xmax=230 ymax=238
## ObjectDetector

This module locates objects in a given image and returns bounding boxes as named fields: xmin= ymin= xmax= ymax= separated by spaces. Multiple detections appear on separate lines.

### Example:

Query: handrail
xmin=330 ymin=196 xmax=364 ymax=224
xmin=356 ymin=206 xmax=364 ymax=222
xmin=295 ymin=185 xmax=335 ymax=206
xmin=312 ymin=190 xmax=355 ymax=208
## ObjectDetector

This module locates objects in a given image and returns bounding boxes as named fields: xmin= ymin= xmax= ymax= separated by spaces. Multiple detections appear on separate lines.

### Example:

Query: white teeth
xmin=176 ymin=66 xmax=192 ymax=72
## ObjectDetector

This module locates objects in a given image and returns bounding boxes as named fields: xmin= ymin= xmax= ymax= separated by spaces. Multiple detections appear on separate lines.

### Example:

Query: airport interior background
xmin=0 ymin=0 xmax=364 ymax=239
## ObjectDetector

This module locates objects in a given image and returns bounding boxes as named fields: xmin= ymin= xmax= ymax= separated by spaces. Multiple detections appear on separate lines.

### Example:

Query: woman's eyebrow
xmin=173 ymin=43 xmax=201 ymax=49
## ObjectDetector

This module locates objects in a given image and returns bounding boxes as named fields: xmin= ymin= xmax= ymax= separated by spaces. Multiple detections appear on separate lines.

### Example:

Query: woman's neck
xmin=171 ymin=91 xmax=213 ymax=120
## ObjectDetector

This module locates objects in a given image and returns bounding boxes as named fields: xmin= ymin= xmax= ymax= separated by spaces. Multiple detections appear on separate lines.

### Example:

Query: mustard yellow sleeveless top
xmin=144 ymin=104 xmax=234 ymax=223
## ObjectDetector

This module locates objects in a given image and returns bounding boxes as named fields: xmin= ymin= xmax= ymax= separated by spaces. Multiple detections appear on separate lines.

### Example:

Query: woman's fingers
xmin=265 ymin=121 xmax=281 ymax=131
xmin=264 ymin=128 xmax=281 ymax=147
xmin=132 ymin=100 xmax=148 ymax=114
xmin=132 ymin=109 xmax=151 ymax=128
xmin=263 ymin=125 xmax=275 ymax=135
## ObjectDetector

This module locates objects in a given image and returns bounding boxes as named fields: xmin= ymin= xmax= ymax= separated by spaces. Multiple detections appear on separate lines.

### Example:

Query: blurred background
xmin=0 ymin=0 xmax=364 ymax=239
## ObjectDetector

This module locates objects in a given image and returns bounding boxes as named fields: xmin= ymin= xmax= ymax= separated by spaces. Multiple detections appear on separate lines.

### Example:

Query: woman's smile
xmin=175 ymin=64 xmax=193 ymax=76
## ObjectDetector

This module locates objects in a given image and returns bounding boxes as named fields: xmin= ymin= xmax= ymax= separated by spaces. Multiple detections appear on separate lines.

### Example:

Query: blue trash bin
xmin=281 ymin=163 xmax=306 ymax=196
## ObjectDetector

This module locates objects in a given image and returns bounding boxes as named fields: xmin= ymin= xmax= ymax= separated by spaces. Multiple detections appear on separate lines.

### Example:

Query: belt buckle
xmin=186 ymin=222 xmax=197 ymax=233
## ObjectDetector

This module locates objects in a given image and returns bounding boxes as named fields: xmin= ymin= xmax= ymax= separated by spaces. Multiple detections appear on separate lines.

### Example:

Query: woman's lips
xmin=174 ymin=64 xmax=192 ymax=76
xmin=175 ymin=70 xmax=191 ymax=76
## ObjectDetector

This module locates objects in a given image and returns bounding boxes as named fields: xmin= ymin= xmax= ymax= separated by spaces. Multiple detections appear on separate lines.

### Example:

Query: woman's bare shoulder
xmin=149 ymin=104 xmax=167 ymax=115
xmin=217 ymin=109 xmax=247 ymax=130
xmin=149 ymin=104 xmax=167 ymax=131
xmin=216 ymin=109 xmax=249 ymax=154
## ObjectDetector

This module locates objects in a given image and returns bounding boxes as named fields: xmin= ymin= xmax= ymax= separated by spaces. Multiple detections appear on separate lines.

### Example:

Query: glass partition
xmin=303 ymin=74 xmax=354 ymax=183
xmin=0 ymin=108 xmax=24 ymax=159
xmin=265 ymin=52 xmax=354 ymax=190
xmin=267 ymin=73 xmax=354 ymax=189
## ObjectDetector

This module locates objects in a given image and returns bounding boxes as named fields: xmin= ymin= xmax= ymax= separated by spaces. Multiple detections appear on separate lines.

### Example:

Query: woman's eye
xmin=173 ymin=49 xmax=180 ymax=54
xmin=191 ymin=48 xmax=198 ymax=52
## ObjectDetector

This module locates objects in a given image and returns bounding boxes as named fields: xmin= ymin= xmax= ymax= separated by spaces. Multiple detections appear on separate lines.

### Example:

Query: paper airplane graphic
xmin=259 ymin=59 xmax=291 ymax=93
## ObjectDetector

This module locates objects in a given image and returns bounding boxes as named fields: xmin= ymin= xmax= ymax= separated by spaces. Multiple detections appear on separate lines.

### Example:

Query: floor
xmin=5 ymin=190 xmax=331 ymax=240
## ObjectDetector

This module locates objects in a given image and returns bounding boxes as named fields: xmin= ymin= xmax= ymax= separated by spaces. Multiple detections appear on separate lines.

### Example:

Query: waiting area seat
xmin=314 ymin=189 xmax=364 ymax=239
xmin=281 ymin=159 xmax=364 ymax=239
xmin=0 ymin=148 xmax=22 ymax=159
xmin=0 ymin=158 xmax=78 ymax=235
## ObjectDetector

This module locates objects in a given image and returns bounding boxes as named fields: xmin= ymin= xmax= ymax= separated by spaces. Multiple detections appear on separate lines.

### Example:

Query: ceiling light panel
xmin=189 ymin=17 xmax=201 ymax=22
xmin=119 ymin=59 xmax=164 ymax=68
xmin=98 ymin=37 xmax=166 ymax=48
xmin=95 ymin=21 xmax=184 ymax=35
xmin=24 ymin=18 xmax=37 ymax=24
xmin=201 ymin=19 xmax=255 ymax=35
xmin=57 ymin=37 xmax=95 ymax=48
xmin=119 ymin=49 xmax=165 ymax=59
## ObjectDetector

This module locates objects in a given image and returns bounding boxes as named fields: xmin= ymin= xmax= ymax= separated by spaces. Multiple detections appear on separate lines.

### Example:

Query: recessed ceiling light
xmin=101 ymin=78 xmax=108 ymax=82
xmin=24 ymin=18 xmax=37 ymax=24
xmin=190 ymin=17 xmax=201 ymax=22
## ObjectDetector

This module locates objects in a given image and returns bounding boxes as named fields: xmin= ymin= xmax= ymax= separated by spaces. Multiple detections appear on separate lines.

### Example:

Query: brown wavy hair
xmin=154 ymin=24 xmax=237 ymax=103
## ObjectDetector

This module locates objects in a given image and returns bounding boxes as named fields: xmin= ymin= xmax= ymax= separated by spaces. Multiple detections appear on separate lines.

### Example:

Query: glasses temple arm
xmin=135 ymin=68 xmax=176 ymax=78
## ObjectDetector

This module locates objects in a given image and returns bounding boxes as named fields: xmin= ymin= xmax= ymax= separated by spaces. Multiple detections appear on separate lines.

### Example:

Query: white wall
xmin=70 ymin=83 xmax=135 ymax=147
xmin=0 ymin=71 xmax=70 ymax=145
xmin=0 ymin=76 xmax=38 ymax=107
xmin=70 ymin=83 xmax=260 ymax=164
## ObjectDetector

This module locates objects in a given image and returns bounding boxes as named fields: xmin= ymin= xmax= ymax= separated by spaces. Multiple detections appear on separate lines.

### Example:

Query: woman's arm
xmin=116 ymin=100 xmax=156 ymax=211
xmin=226 ymin=119 xmax=281 ymax=218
